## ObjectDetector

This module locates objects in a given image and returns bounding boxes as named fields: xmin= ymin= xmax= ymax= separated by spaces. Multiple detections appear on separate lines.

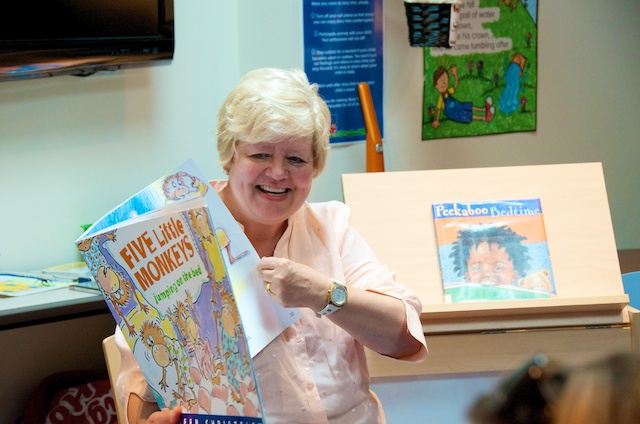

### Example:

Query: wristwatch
xmin=316 ymin=279 xmax=348 ymax=317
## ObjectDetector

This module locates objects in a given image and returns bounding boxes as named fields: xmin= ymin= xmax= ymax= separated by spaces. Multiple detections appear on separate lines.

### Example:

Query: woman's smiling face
xmin=225 ymin=138 xmax=315 ymax=230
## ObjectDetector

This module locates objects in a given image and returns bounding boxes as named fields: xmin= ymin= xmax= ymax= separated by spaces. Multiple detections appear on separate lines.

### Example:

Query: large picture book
xmin=75 ymin=159 xmax=299 ymax=422
xmin=432 ymin=198 xmax=556 ymax=303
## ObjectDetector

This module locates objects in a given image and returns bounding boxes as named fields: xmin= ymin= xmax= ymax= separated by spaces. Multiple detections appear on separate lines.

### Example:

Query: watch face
xmin=331 ymin=284 xmax=348 ymax=306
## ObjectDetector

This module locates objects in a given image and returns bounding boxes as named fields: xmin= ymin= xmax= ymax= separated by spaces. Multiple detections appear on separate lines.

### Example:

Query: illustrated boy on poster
xmin=431 ymin=65 xmax=494 ymax=129
xmin=423 ymin=0 xmax=538 ymax=140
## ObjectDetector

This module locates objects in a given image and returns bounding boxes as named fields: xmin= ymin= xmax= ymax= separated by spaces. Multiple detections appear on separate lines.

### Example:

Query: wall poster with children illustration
xmin=423 ymin=0 xmax=537 ymax=140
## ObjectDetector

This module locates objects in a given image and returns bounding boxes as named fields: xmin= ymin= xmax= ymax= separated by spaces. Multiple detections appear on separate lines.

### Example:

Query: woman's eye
xmin=250 ymin=153 xmax=269 ymax=160
xmin=288 ymin=156 xmax=308 ymax=165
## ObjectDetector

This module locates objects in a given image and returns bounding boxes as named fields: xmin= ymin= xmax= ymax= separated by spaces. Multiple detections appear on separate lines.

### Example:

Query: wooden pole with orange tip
xmin=357 ymin=82 xmax=385 ymax=172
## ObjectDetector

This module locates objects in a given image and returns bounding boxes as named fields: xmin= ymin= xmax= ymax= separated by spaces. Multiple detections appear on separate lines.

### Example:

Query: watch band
xmin=316 ymin=279 xmax=347 ymax=318
xmin=317 ymin=302 xmax=341 ymax=317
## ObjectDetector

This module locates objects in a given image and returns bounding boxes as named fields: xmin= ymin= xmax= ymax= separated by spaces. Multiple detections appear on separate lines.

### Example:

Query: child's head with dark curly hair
xmin=451 ymin=224 xmax=531 ymax=286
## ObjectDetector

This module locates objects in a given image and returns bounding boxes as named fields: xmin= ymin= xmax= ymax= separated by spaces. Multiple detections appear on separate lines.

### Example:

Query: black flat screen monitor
xmin=0 ymin=0 xmax=174 ymax=82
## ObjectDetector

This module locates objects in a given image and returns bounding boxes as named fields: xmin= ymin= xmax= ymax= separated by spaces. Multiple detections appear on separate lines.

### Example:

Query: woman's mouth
xmin=258 ymin=185 xmax=289 ymax=197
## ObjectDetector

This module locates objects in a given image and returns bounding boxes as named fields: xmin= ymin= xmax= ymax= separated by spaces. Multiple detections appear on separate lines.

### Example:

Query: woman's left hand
xmin=256 ymin=256 xmax=329 ymax=311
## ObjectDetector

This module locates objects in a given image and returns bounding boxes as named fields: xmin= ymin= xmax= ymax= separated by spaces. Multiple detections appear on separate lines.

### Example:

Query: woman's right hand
xmin=144 ymin=407 xmax=182 ymax=424
xmin=127 ymin=393 xmax=182 ymax=424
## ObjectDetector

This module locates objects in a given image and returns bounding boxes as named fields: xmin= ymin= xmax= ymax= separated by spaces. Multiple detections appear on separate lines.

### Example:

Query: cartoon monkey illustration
xmin=216 ymin=227 xmax=250 ymax=265
xmin=78 ymin=231 xmax=150 ymax=336
xmin=139 ymin=320 xmax=197 ymax=408
xmin=168 ymin=292 xmax=220 ymax=383
xmin=162 ymin=171 xmax=207 ymax=201
xmin=189 ymin=208 xmax=226 ymax=288
xmin=77 ymin=231 xmax=116 ymax=253
xmin=96 ymin=265 xmax=149 ymax=335
xmin=215 ymin=290 xmax=251 ymax=404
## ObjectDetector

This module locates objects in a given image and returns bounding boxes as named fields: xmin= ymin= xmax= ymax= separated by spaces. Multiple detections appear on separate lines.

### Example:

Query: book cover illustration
xmin=79 ymin=159 xmax=301 ymax=358
xmin=432 ymin=198 xmax=555 ymax=303
xmin=77 ymin=197 xmax=264 ymax=422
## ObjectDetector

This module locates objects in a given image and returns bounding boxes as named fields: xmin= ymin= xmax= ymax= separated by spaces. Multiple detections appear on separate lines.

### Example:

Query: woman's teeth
xmin=259 ymin=185 xmax=287 ymax=196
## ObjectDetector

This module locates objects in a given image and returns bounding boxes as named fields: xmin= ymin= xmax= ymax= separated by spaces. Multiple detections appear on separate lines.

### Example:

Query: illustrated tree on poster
xmin=423 ymin=0 xmax=538 ymax=140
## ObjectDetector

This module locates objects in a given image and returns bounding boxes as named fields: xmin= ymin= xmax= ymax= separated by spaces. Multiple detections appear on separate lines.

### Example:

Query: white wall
xmin=2 ymin=0 xmax=638 ymax=273
xmin=0 ymin=2 xmax=238 ymax=270
xmin=1 ymin=0 xmax=637 ymax=272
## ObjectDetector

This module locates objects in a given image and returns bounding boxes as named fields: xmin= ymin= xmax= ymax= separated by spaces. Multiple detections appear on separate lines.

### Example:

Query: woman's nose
xmin=266 ymin=159 xmax=287 ymax=179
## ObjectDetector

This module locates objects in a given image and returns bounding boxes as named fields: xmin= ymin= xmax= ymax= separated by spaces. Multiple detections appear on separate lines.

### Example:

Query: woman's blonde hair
xmin=216 ymin=68 xmax=331 ymax=177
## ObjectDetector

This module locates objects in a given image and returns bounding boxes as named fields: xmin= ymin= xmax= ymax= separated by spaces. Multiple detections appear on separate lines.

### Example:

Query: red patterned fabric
xmin=45 ymin=379 xmax=118 ymax=424
xmin=22 ymin=370 xmax=118 ymax=424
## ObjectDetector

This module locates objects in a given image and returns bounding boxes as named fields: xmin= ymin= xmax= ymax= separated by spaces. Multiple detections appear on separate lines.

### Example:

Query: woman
xmin=118 ymin=67 xmax=427 ymax=423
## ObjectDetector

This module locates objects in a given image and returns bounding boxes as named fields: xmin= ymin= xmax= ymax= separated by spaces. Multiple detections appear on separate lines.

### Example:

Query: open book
xmin=75 ymin=159 xmax=301 ymax=421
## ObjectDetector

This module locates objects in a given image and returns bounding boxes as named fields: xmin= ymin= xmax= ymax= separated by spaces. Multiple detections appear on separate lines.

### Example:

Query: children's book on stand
xmin=74 ymin=159 xmax=299 ymax=423
xmin=432 ymin=198 xmax=556 ymax=303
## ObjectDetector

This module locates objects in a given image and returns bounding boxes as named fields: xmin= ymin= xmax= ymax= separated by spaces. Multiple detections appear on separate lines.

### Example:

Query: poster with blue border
xmin=303 ymin=0 xmax=383 ymax=145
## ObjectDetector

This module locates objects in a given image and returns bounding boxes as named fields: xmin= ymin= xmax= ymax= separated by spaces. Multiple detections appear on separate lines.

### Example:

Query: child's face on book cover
xmin=465 ymin=241 xmax=518 ymax=286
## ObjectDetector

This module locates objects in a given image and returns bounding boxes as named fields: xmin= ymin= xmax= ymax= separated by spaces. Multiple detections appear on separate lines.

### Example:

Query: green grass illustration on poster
xmin=422 ymin=0 xmax=537 ymax=140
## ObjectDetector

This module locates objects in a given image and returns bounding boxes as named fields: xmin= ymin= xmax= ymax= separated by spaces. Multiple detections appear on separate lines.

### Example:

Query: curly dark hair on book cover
xmin=450 ymin=224 xmax=531 ymax=279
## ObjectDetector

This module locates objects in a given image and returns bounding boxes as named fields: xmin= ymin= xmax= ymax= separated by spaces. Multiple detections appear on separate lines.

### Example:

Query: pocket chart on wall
xmin=422 ymin=0 xmax=538 ymax=140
